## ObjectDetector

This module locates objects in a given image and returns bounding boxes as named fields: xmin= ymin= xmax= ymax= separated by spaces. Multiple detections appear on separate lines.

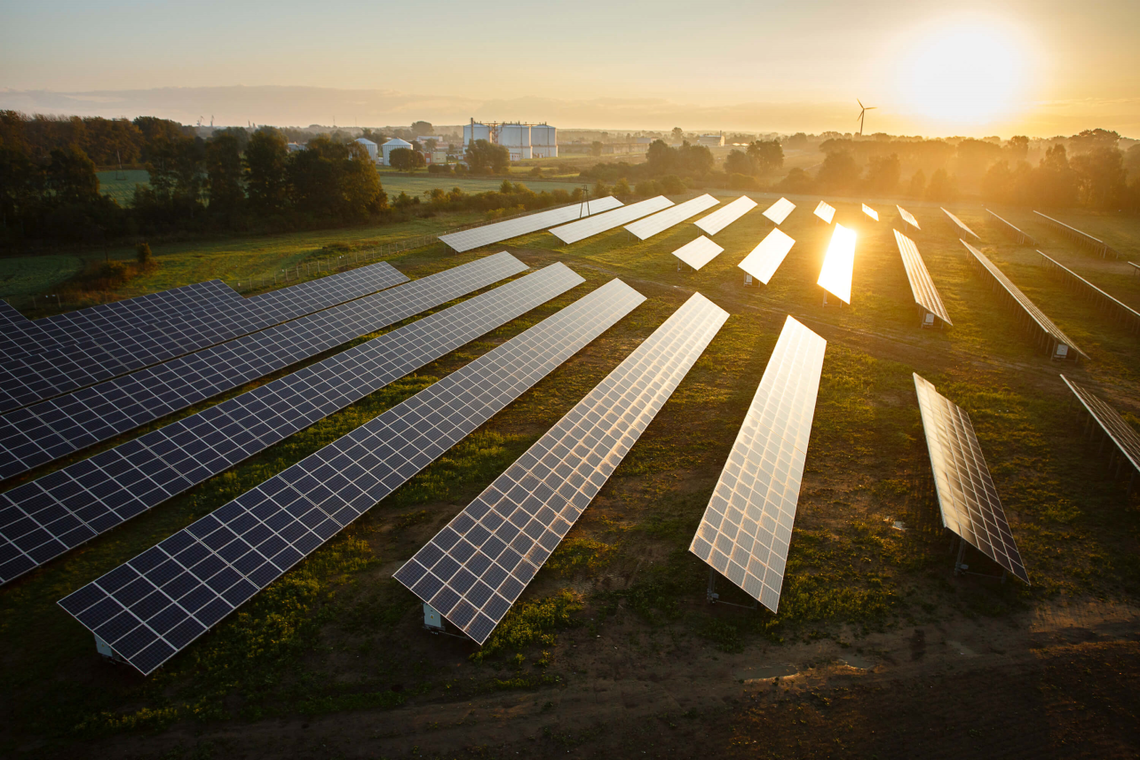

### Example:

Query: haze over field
xmin=2 ymin=0 xmax=1138 ymax=136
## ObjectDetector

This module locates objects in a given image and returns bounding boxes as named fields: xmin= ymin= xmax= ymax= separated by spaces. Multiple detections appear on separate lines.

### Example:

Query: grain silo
xmin=531 ymin=124 xmax=558 ymax=158
xmin=463 ymin=121 xmax=493 ymax=147
xmin=498 ymin=123 xmax=532 ymax=160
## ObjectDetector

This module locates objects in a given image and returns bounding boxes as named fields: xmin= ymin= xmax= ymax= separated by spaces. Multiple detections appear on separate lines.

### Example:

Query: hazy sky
xmin=2 ymin=0 xmax=1138 ymax=136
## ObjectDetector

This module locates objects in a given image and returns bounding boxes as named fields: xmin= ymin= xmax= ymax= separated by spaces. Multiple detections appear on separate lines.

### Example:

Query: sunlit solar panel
xmin=1033 ymin=211 xmax=1119 ymax=258
xmin=624 ymin=194 xmax=719 ymax=240
xmin=738 ymin=229 xmax=795 ymax=285
xmin=1061 ymin=375 xmax=1140 ymax=480
xmin=762 ymin=198 xmax=795 ymax=225
xmin=942 ymin=208 xmax=980 ymax=241
xmin=862 ymin=204 xmax=879 ymax=221
xmin=548 ymin=196 xmax=673 ymax=244
xmin=913 ymin=373 xmax=1029 ymax=583
xmin=1038 ymin=251 xmax=1140 ymax=334
xmin=961 ymin=241 xmax=1087 ymax=361
xmin=439 ymin=197 xmax=623 ymax=252
xmin=894 ymin=230 xmax=952 ymax=326
xmin=897 ymin=205 xmax=921 ymax=232
xmin=816 ymin=224 xmax=856 ymax=303
xmin=689 ymin=316 xmax=827 ymax=611
xmin=985 ymin=209 xmax=1036 ymax=245
xmin=694 ymin=196 xmax=757 ymax=236
xmin=813 ymin=201 xmax=835 ymax=224
xmin=672 ymin=236 xmax=725 ymax=271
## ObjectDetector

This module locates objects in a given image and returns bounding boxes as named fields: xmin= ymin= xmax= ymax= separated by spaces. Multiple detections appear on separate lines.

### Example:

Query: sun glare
xmin=896 ymin=21 xmax=1031 ymax=126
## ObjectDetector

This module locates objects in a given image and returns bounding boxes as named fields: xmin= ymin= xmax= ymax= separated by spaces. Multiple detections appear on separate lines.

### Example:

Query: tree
xmin=589 ymin=141 xmax=604 ymax=157
xmin=671 ymin=127 xmax=684 ymax=143
xmin=677 ymin=142 xmax=714 ymax=175
xmin=1007 ymin=135 xmax=1029 ymax=162
xmin=778 ymin=167 xmax=814 ymax=193
xmin=925 ymin=168 xmax=957 ymax=201
xmin=244 ymin=129 xmax=289 ymax=217
xmin=136 ymin=242 xmax=154 ymax=268
xmin=340 ymin=141 xmax=387 ymax=219
xmin=816 ymin=150 xmax=860 ymax=190
xmin=464 ymin=139 xmax=509 ymax=174
xmin=982 ymin=160 xmax=1015 ymax=204
xmin=612 ymin=178 xmax=632 ymax=197
xmin=411 ymin=121 xmax=434 ymax=137
xmin=45 ymin=145 xmax=99 ymax=205
xmin=660 ymin=175 xmax=685 ymax=195
xmin=1036 ymin=144 xmax=1079 ymax=207
xmin=746 ymin=140 xmax=784 ymax=175
xmin=646 ymin=140 xmax=675 ymax=175
xmin=1072 ymin=147 xmax=1127 ymax=209
xmin=863 ymin=153 xmax=900 ymax=193
xmin=724 ymin=150 xmax=754 ymax=177
xmin=388 ymin=148 xmax=426 ymax=171
xmin=205 ymin=133 xmax=244 ymax=216
xmin=908 ymin=170 xmax=927 ymax=198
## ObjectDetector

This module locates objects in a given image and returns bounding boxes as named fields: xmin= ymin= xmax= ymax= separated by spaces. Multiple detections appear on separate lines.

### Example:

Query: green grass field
xmin=0 ymin=254 xmax=85 ymax=299
xmin=0 ymin=191 xmax=1138 ymax=756
xmin=95 ymin=169 xmax=149 ymax=206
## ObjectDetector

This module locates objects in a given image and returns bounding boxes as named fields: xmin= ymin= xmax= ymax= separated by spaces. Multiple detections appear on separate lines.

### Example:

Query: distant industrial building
xmin=354 ymin=137 xmax=378 ymax=163
xmin=698 ymin=134 xmax=725 ymax=148
xmin=462 ymin=119 xmax=558 ymax=161
xmin=380 ymin=137 xmax=414 ymax=166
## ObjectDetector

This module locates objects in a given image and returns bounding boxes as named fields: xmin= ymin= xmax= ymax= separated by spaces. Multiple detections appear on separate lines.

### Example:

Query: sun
xmin=895 ymin=20 xmax=1031 ymax=126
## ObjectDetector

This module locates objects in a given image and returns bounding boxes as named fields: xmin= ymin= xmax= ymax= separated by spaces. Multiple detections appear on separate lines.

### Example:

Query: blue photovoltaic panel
xmin=439 ymin=198 xmax=623 ymax=252
xmin=58 ymin=278 xmax=645 ymax=676
xmin=913 ymin=373 xmax=1029 ymax=583
xmin=0 ymin=253 xmax=525 ymax=480
xmin=0 ymin=264 xmax=583 ymax=585
xmin=395 ymin=292 xmax=728 ymax=644
xmin=0 ymin=264 xmax=409 ymax=412
xmin=689 ymin=316 xmax=827 ymax=611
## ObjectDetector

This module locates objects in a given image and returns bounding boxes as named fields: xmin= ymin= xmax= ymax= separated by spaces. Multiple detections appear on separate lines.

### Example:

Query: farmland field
xmin=96 ymin=169 xmax=150 ymax=206
xmin=1 ymin=192 xmax=1138 ymax=758
xmin=0 ymin=254 xmax=84 ymax=299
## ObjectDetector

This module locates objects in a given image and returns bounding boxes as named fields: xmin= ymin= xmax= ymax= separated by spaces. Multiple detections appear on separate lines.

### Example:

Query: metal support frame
xmin=952 ymin=537 xmax=1009 ymax=584
xmin=706 ymin=568 xmax=760 ymax=610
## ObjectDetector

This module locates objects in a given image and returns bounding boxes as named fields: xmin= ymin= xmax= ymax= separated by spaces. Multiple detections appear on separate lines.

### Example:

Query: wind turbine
xmin=856 ymin=99 xmax=877 ymax=136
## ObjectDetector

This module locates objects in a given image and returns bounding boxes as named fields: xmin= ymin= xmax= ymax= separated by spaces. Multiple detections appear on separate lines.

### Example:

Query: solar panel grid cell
xmin=894 ymin=231 xmax=953 ymax=325
xmin=439 ymin=198 xmax=623 ymax=252
xmin=395 ymin=292 xmax=728 ymax=643
xmin=624 ymin=195 xmax=719 ymax=240
xmin=738 ymin=229 xmax=795 ymax=285
xmin=672 ymin=236 xmax=725 ymax=271
xmin=549 ymin=196 xmax=674 ymax=244
xmin=960 ymin=241 xmax=1086 ymax=359
xmin=0 ymin=253 xmax=525 ymax=481
xmin=694 ymin=196 xmax=757 ymax=236
xmin=813 ymin=201 xmax=835 ymax=224
xmin=689 ymin=316 xmax=826 ymax=611
xmin=762 ymin=198 xmax=796 ymax=225
xmin=913 ymin=373 xmax=1029 ymax=583
xmin=0 ymin=264 xmax=584 ymax=585
xmin=58 ymin=277 xmax=645 ymax=675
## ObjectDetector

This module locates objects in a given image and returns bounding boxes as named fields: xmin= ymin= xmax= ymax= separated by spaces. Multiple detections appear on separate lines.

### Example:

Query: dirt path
xmin=84 ymin=598 xmax=1140 ymax=759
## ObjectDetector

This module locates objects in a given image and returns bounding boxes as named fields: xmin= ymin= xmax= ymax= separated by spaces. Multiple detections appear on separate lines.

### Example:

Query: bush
xmin=727 ymin=172 xmax=759 ymax=190
xmin=136 ymin=242 xmax=154 ymax=268
xmin=427 ymin=163 xmax=452 ymax=174
xmin=97 ymin=260 xmax=132 ymax=287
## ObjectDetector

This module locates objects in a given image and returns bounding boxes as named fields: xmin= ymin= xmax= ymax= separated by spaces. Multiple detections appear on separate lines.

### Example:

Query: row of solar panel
xmin=0 ymin=263 xmax=411 ymax=415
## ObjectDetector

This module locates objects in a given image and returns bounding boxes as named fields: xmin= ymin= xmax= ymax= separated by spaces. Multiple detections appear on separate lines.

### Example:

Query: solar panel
xmin=549 ymin=196 xmax=673 ymax=244
xmin=961 ymin=241 xmax=1087 ymax=361
xmin=1033 ymin=211 xmax=1119 ymax=259
xmin=694 ymin=196 xmax=757 ymax=236
xmin=985 ymin=209 xmax=1036 ymax=245
xmin=738 ymin=229 xmax=795 ymax=285
xmin=896 ymin=205 xmax=921 ymax=232
xmin=894 ymin=231 xmax=952 ymax=326
xmin=762 ymin=198 xmax=795 ymax=225
xmin=912 ymin=373 xmax=1029 ymax=583
xmin=1038 ymin=251 xmax=1140 ymax=334
xmin=0 ymin=253 xmax=526 ymax=481
xmin=672 ymin=236 xmax=725 ymax=271
xmin=813 ymin=201 xmax=835 ymax=224
xmin=0 ymin=264 xmax=584 ymax=586
xmin=689 ymin=316 xmax=827 ymax=612
xmin=439 ymin=198 xmax=623 ymax=253
xmin=942 ymin=208 xmax=980 ymax=242
xmin=624 ymin=194 xmax=719 ymax=240
xmin=817 ymin=224 xmax=857 ymax=304
xmin=58 ymin=278 xmax=645 ymax=676
xmin=862 ymin=204 xmax=879 ymax=221
xmin=0 ymin=265 xmax=409 ymax=412
xmin=0 ymin=301 xmax=56 ymax=359
xmin=395 ymin=292 xmax=728 ymax=644
xmin=1061 ymin=375 xmax=1140 ymax=480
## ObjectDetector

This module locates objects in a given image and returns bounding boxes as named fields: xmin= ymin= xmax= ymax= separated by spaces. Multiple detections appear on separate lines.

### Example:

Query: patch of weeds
xmin=471 ymin=590 xmax=583 ymax=663
xmin=546 ymin=538 xmax=616 ymax=576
